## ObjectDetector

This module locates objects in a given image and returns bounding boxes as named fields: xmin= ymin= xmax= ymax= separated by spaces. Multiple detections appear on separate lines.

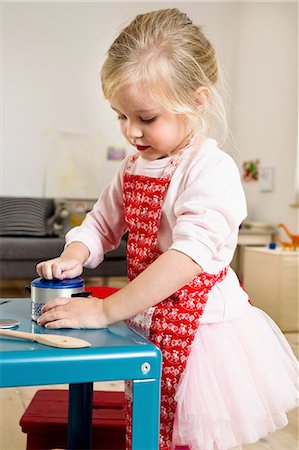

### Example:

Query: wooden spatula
xmin=0 ymin=329 xmax=91 ymax=348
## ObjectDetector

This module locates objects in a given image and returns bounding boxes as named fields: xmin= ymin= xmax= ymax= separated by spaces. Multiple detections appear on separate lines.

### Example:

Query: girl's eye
xmin=117 ymin=115 xmax=127 ymax=121
xmin=140 ymin=116 xmax=157 ymax=124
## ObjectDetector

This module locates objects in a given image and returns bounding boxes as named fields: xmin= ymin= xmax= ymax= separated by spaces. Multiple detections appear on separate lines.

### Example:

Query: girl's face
xmin=110 ymin=86 xmax=190 ymax=160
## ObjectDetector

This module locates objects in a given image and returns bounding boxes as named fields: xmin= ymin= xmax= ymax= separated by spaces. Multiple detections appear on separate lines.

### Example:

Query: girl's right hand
xmin=36 ymin=257 xmax=83 ymax=280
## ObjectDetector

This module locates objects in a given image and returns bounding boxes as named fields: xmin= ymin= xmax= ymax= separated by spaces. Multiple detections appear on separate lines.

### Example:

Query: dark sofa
xmin=0 ymin=197 xmax=127 ymax=280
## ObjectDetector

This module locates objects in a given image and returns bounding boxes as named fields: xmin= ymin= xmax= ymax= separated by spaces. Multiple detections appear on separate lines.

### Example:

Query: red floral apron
xmin=123 ymin=151 xmax=227 ymax=450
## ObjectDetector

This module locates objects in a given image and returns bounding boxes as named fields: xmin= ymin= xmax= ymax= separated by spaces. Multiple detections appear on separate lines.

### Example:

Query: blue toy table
xmin=0 ymin=299 xmax=161 ymax=450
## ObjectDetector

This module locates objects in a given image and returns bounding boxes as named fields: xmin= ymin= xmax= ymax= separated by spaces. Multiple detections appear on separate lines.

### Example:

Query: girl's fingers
xmin=43 ymin=264 xmax=56 ymax=280
xmin=60 ymin=267 xmax=81 ymax=279
xmin=36 ymin=264 xmax=42 ymax=277
xmin=52 ymin=260 xmax=78 ymax=279
xmin=36 ymin=258 xmax=82 ymax=280
xmin=51 ymin=263 xmax=64 ymax=280
xmin=36 ymin=260 xmax=60 ymax=280
xmin=41 ymin=297 xmax=70 ymax=313
xmin=38 ymin=307 xmax=72 ymax=328
xmin=37 ymin=297 xmax=106 ymax=329
xmin=44 ymin=318 xmax=74 ymax=329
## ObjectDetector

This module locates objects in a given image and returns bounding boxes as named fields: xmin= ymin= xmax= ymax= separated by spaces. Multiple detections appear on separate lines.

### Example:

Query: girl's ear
xmin=193 ymin=87 xmax=211 ymax=109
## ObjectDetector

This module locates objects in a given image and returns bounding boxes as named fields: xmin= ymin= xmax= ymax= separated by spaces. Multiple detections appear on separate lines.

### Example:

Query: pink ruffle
xmin=173 ymin=307 xmax=298 ymax=450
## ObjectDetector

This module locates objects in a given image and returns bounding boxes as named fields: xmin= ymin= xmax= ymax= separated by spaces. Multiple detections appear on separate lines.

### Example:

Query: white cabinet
xmin=232 ymin=229 xmax=275 ymax=280
xmin=243 ymin=247 xmax=299 ymax=332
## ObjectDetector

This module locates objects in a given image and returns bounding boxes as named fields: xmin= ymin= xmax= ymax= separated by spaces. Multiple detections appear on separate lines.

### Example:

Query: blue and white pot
xmin=29 ymin=277 xmax=85 ymax=321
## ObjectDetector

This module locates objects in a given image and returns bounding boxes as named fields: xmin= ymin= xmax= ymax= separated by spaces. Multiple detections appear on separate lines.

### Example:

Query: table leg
xmin=132 ymin=378 xmax=160 ymax=450
xmin=67 ymin=382 xmax=93 ymax=450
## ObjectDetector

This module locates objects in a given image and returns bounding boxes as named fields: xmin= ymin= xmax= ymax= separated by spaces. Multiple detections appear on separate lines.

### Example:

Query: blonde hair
xmin=101 ymin=8 xmax=228 ymax=145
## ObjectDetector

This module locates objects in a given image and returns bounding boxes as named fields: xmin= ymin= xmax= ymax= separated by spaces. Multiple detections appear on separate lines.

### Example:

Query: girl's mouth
xmin=135 ymin=145 xmax=150 ymax=151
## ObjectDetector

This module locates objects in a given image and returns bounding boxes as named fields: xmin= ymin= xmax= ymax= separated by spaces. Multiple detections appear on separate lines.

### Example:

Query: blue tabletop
xmin=0 ymin=299 xmax=161 ymax=388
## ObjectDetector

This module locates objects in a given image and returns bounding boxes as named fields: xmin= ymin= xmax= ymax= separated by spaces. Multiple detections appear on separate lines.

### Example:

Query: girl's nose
xmin=126 ymin=121 xmax=143 ymax=139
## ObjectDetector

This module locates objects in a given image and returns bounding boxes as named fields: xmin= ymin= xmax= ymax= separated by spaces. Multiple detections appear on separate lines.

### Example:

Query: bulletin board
xmin=44 ymin=129 xmax=132 ymax=199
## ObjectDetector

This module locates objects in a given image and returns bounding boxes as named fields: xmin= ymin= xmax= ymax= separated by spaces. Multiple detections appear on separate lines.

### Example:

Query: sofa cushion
xmin=0 ymin=236 xmax=127 ymax=261
xmin=0 ymin=236 xmax=128 ymax=279
xmin=0 ymin=197 xmax=55 ymax=237
xmin=0 ymin=237 xmax=65 ymax=261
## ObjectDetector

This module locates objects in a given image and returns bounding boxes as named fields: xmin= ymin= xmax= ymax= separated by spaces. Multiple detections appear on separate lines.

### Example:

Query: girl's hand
xmin=37 ymin=296 xmax=109 ymax=329
xmin=36 ymin=257 xmax=83 ymax=280
xmin=36 ymin=242 xmax=90 ymax=280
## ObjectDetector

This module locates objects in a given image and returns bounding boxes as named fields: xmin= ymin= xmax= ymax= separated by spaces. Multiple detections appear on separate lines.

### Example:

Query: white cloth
xmin=66 ymin=138 xmax=251 ymax=323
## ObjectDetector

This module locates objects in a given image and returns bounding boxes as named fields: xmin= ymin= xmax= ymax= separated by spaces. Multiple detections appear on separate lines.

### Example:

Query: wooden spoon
xmin=0 ymin=329 xmax=91 ymax=348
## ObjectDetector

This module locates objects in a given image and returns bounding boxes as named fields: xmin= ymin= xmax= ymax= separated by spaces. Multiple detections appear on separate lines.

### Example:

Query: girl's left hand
xmin=37 ymin=296 xmax=109 ymax=329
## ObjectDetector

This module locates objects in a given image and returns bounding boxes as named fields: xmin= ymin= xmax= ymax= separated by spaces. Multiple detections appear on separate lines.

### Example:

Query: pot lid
xmin=31 ymin=277 xmax=84 ymax=289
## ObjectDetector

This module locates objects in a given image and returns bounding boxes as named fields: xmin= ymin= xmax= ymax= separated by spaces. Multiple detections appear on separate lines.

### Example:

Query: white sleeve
xmin=65 ymin=160 xmax=128 ymax=269
xmin=170 ymin=152 xmax=247 ymax=274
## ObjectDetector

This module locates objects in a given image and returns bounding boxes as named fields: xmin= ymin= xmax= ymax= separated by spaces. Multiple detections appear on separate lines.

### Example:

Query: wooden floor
xmin=0 ymin=278 xmax=298 ymax=450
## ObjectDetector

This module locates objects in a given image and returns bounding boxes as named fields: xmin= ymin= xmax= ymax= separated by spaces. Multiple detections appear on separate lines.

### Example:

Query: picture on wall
xmin=242 ymin=159 xmax=260 ymax=182
xmin=107 ymin=146 xmax=127 ymax=161
xmin=260 ymin=167 xmax=275 ymax=192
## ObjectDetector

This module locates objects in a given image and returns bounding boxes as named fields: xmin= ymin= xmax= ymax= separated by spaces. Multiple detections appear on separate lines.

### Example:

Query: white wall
xmin=231 ymin=2 xmax=298 ymax=231
xmin=1 ymin=2 xmax=298 ymax=231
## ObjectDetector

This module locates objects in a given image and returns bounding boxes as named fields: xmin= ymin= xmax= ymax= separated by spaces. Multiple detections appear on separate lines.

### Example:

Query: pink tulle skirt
xmin=173 ymin=306 xmax=298 ymax=450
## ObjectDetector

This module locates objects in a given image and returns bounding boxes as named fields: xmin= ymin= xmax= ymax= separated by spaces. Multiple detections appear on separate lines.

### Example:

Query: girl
xmin=37 ymin=8 xmax=298 ymax=450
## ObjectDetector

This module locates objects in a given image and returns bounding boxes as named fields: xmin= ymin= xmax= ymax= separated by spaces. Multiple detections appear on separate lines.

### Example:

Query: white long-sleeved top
xmin=66 ymin=138 xmax=251 ymax=323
